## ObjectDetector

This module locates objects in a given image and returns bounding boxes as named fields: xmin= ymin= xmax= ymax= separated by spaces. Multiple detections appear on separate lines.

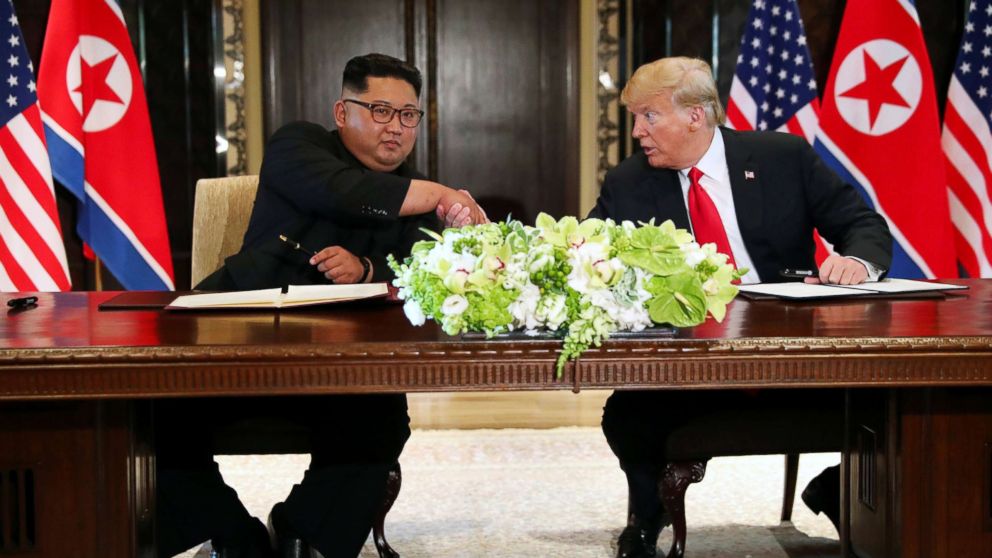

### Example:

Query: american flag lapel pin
xmin=744 ymin=170 xmax=756 ymax=180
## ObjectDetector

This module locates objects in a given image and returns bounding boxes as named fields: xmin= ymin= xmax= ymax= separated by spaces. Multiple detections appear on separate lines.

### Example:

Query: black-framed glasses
xmin=343 ymin=99 xmax=424 ymax=128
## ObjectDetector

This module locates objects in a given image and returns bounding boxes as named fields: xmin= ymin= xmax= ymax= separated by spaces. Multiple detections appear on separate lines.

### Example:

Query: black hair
xmin=342 ymin=53 xmax=422 ymax=97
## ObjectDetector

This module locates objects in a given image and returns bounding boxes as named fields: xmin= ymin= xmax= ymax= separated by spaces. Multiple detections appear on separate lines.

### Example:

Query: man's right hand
xmin=437 ymin=188 xmax=487 ymax=226
xmin=437 ymin=189 xmax=489 ymax=227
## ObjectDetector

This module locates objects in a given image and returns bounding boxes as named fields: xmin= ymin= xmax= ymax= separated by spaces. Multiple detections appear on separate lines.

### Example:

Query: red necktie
xmin=687 ymin=167 xmax=737 ymax=269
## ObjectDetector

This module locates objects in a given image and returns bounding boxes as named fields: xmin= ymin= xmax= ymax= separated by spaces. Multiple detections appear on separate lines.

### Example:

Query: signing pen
xmin=779 ymin=268 xmax=818 ymax=279
xmin=278 ymin=234 xmax=318 ymax=256
xmin=6 ymin=296 xmax=38 ymax=309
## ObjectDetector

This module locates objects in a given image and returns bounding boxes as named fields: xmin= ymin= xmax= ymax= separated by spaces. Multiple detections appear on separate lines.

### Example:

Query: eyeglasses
xmin=343 ymin=99 xmax=424 ymax=128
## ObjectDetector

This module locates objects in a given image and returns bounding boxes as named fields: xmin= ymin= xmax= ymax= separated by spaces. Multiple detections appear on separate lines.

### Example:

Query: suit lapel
xmin=721 ymin=128 xmax=762 ymax=238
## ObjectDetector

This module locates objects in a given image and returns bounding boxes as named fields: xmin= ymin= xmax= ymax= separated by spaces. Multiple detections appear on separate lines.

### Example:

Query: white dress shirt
xmin=677 ymin=131 xmax=762 ymax=284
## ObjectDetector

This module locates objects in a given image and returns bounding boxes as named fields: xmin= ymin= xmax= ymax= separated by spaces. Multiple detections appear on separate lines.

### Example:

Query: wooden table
xmin=1 ymin=280 xmax=991 ymax=557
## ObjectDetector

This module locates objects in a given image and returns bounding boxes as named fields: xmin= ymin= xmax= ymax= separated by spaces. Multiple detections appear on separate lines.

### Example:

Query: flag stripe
xmin=725 ymin=100 xmax=751 ymax=131
xmin=0 ymin=184 xmax=68 ymax=290
xmin=83 ymin=182 xmax=175 ymax=290
xmin=0 ymin=127 xmax=70 ymax=276
xmin=0 ymin=259 xmax=16 ymax=291
xmin=948 ymin=188 xmax=992 ymax=276
xmin=943 ymin=146 xmax=992 ymax=273
xmin=42 ymin=123 xmax=86 ymax=200
xmin=945 ymin=79 xmax=992 ymax=203
xmin=0 ymin=196 xmax=59 ymax=291
xmin=942 ymin=126 xmax=992 ymax=247
xmin=727 ymin=77 xmax=758 ymax=129
xmin=794 ymin=102 xmax=820 ymax=143
xmin=0 ymin=235 xmax=35 ymax=290
xmin=0 ymin=145 xmax=71 ymax=290
xmin=0 ymin=125 xmax=61 ymax=232
xmin=783 ymin=117 xmax=806 ymax=139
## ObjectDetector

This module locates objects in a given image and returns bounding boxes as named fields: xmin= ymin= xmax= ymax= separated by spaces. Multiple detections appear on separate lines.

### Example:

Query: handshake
xmin=404 ymin=179 xmax=489 ymax=228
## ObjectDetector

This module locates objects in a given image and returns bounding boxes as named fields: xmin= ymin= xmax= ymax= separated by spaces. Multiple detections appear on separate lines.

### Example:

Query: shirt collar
xmin=679 ymin=128 xmax=727 ymax=184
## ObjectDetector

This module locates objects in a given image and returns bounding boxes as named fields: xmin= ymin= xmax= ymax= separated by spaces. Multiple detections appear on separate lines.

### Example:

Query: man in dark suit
xmin=157 ymin=53 xmax=484 ymax=558
xmin=588 ymin=56 xmax=892 ymax=558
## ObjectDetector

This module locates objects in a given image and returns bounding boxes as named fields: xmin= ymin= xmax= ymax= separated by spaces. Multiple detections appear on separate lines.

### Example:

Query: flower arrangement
xmin=387 ymin=213 xmax=744 ymax=376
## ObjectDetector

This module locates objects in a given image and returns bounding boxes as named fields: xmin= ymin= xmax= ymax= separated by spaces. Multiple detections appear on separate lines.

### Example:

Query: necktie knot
xmin=688 ymin=166 xmax=704 ymax=186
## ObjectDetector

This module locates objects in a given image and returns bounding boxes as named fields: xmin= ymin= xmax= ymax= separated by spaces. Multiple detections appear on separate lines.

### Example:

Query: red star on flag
xmin=839 ymin=50 xmax=911 ymax=129
xmin=73 ymin=53 xmax=123 ymax=118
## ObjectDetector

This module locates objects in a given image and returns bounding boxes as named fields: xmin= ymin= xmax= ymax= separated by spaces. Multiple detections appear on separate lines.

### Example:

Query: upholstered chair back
xmin=190 ymin=175 xmax=259 ymax=286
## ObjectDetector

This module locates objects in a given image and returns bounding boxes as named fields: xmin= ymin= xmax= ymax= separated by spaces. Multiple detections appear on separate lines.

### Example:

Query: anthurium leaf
xmin=619 ymin=248 xmax=686 ymax=276
xmin=646 ymin=273 xmax=707 ymax=327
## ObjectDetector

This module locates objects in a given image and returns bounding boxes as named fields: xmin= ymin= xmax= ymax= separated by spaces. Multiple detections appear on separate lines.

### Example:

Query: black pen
xmin=7 ymin=296 xmax=38 ymax=309
xmin=278 ymin=234 xmax=318 ymax=256
xmin=779 ymin=268 xmax=818 ymax=279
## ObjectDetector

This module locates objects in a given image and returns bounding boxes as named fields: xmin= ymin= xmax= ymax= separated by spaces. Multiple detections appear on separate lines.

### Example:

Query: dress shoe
xmin=211 ymin=518 xmax=275 ymax=558
xmin=615 ymin=512 xmax=668 ymax=558
xmin=801 ymin=464 xmax=841 ymax=531
xmin=267 ymin=502 xmax=310 ymax=558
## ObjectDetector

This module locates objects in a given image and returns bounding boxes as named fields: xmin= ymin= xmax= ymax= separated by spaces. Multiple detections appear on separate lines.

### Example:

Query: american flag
xmin=0 ymin=0 xmax=70 ymax=291
xmin=943 ymin=0 xmax=992 ymax=277
xmin=725 ymin=0 xmax=820 ymax=143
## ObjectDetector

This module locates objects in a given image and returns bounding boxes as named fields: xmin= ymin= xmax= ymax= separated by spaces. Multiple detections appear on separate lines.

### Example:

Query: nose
xmin=385 ymin=114 xmax=404 ymax=134
xmin=631 ymin=115 xmax=647 ymax=138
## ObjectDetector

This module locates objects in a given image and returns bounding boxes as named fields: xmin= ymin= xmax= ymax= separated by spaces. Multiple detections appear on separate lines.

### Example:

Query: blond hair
xmin=620 ymin=57 xmax=726 ymax=126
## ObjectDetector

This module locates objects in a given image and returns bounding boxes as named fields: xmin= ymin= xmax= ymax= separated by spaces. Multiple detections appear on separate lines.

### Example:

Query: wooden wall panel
xmin=434 ymin=0 xmax=577 ymax=221
xmin=263 ymin=0 xmax=407 ymax=135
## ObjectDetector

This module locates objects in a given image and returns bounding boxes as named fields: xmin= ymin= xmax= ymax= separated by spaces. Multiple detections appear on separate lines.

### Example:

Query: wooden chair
xmin=189 ymin=175 xmax=401 ymax=558
xmin=655 ymin=398 xmax=843 ymax=558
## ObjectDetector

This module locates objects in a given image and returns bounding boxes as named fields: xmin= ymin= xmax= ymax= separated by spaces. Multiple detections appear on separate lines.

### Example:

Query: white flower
xmin=503 ymin=253 xmax=530 ymax=289
xmin=403 ymin=299 xmax=426 ymax=326
xmin=527 ymin=243 xmax=555 ymax=273
xmin=509 ymin=283 xmax=541 ymax=330
xmin=441 ymin=294 xmax=469 ymax=316
xmin=681 ymin=241 xmax=707 ymax=268
xmin=592 ymin=257 xmax=624 ymax=284
xmin=536 ymin=293 xmax=568 ymax=331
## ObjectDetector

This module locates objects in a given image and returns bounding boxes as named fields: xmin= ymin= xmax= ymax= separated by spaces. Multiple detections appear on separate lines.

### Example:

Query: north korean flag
xmin=38 ymin=0 xmax=174 ymax=289
xmin=814 ymin=0 xmax=957 ymax=279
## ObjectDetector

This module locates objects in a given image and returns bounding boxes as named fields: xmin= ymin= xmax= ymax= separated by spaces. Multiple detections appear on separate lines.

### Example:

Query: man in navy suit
xmin=589 ymin=56 xmax=892 ymax=558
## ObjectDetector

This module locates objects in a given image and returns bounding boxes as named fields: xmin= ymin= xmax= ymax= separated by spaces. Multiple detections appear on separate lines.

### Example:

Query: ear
xmin=687 ymin=105 xmax=706 ymax=131
xmin=333 ymin=100 xmax=347 ymax=128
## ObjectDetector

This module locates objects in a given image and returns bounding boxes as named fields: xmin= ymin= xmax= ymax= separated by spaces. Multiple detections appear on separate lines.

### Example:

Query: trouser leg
xmin=281 ymin=394 xmax=411 ymax=558
xmin=155 ymin=399 xmax=266 ymax=558
xmin=602 ymin=391 xmax=675 ymax=524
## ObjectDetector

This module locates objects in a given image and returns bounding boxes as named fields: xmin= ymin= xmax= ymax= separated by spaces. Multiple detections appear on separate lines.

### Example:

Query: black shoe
xmin=801 ymin=464 xmax=841 ymax=531
xmin=616 ymin=513 xmax=666 ymax=558
xmin=267 ymin=502 xmax=310 ymax=558
xmin=212 ymin=518 xmax=275 ymax=558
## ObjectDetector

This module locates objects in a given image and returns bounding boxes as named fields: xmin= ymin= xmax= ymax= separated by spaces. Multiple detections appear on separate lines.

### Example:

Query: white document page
xmin=838 ymin=278 xmax=968 ymax=293
xmin=738 ymin=283 xmax=873 ymax=299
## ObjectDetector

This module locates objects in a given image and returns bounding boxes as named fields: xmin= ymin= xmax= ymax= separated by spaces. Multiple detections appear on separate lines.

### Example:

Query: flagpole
xmin=94 ymin=256 xmax=103 ymax=291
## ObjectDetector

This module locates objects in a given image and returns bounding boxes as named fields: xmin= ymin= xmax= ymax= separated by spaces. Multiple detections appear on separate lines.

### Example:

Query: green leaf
xmin=619 ymin=248 xmax=687 ymax=276
xmin=646 ymin=273 xmax=707 ymax=327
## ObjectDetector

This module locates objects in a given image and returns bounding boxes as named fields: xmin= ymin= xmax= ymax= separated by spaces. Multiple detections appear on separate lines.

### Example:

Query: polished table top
xmin=2 ymin=279 xmax=991 ymax=399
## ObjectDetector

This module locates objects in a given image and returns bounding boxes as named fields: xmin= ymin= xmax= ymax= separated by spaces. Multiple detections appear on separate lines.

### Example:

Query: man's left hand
xmin=311 ymin=246 xmax=364 ymax=284
xmin=805 ymin=255 xmax=868 ymax=285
